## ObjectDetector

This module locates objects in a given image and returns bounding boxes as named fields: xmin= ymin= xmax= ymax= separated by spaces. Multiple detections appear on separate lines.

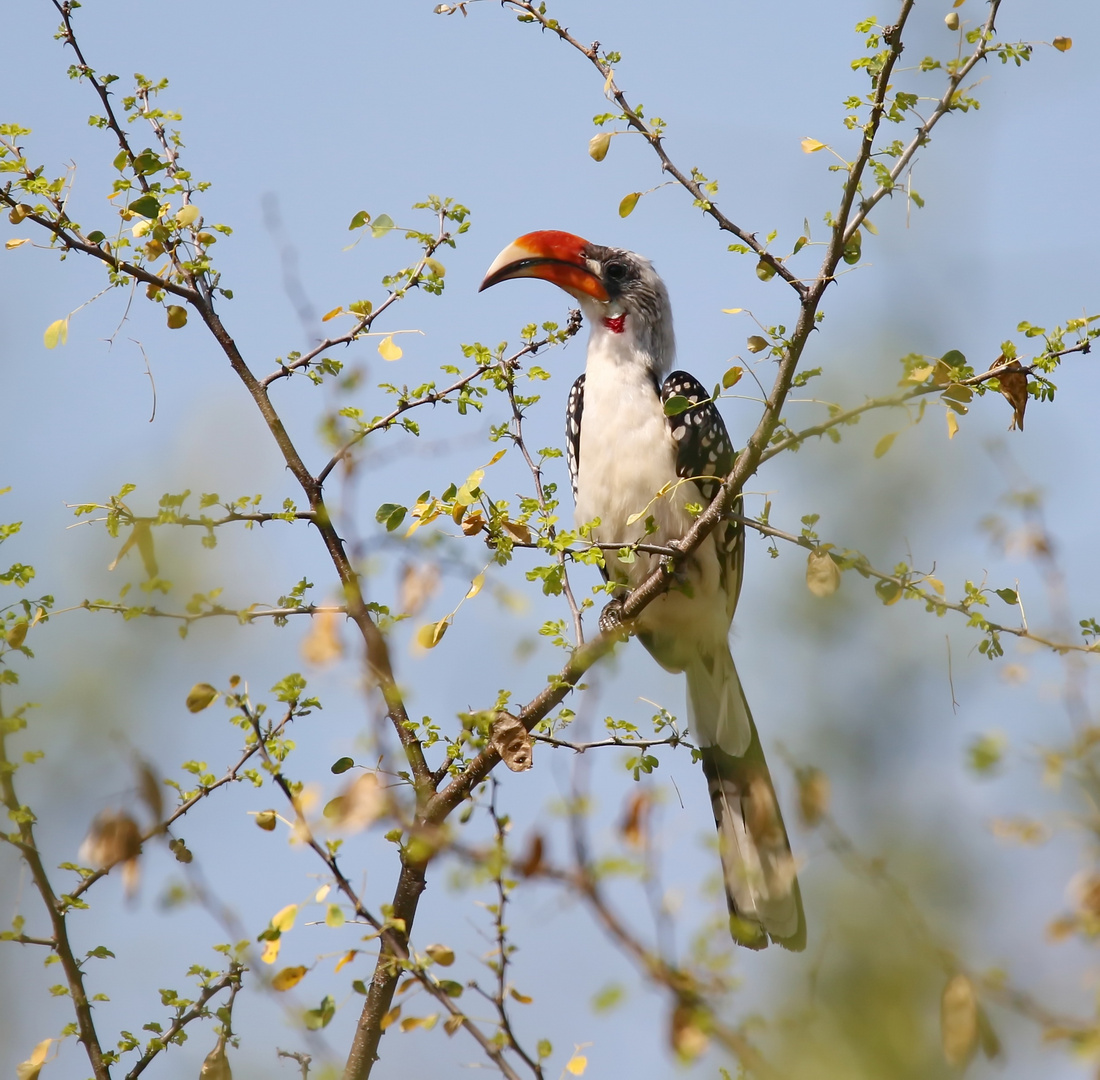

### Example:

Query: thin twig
xmin=504 ymin=352 xmax=585 ymax=647
xmin=0 ymin=728 xmax=110 ymax=1079
xmin=502 ymin=1 xmax=806 ymax=298
xmin=124 ymin=965 xmax=243 ymax=1080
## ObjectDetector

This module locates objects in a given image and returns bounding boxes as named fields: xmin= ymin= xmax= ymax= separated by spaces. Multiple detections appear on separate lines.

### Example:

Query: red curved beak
xmin=479 ymin=230 xmax=609 ymax=302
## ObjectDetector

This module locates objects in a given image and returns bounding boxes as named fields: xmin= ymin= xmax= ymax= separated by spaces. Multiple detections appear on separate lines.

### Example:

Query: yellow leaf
xmin=603 ymin=67 xmax=615 ymax=97
xmin=200 ymin=1041 xmax=231 ymax=1080
xmin=466 ymin=573 xmax=485 ymax=599
xmin=425 ymin=943 xmax=455 ymax=966
xmin=873 ymin=432 xmax=897 ymax=459
xmin=261 ymin=937 xmax=281 ymax=965
xmin=186 ymin=682 xmax=219 ymax=713
xmin=907 ymin=365 xmax=934 ymax=382
xmin=314 ymin=884 xmax=331 ymax=903
xmin=485 ymin=449 xmax=508 ymax=467
xmin=380 ymin=1006 xmax=401 ymax=1031
xmin=588 ymin=132 xmax=612 ymax=162
xmin=400 ymin=562 xmax=440 ymax=616
xmin=424 ymin=257 xmax=446 ymax=277
xmin=618 ymin=192 xmax=641 ymax=218
xmin=16 ymin=1038 xmax=53 ymax=1080
xmin=565 ymin=1055 xmax=588 ymax=1076
xmin=926 ymin=576 xmax=946 ymax=595
xmin=378 ymin=334 xmax=403 ymax=361
xmin=335 ymin=949 xmax=358 ymax=973
xmin=806 ymin=548 xmax=841 ymax=598
xmin=946 ymin=410 xmax=959 ymax=440
xmin=454 ymin=467 xmax=484 ymax=507
xmin=131 ymin=219 xmax=152 ymax=238
xmin=325 ymin=903 xmax=346 ymax=928
xmin=166 ymin=305 xmax=188 ymax=329
xmin=722 ymin=366 xmax=743 ymax=389
xmin=746 ymin=335 xmax=768 ymax=353
xmin=1052 ymin=36 xmax=1072 ymax=52
xmin=945 ymin=12 xmax=960 ymax=29
xmin=254 ymin=809 xmax=277 ymax=831
xmin=401 ymin=1014 xmax=438 ymax=1032
xmin=625 ymin=511 xmax=643 ymax=526
xmin=321 ymin=306 xmax=344 ymax=322
xmin=43 ymin=317 xmax=69 ymax=349
xmin=510 ymin=988 xmax=533 ymax=1004
xmin=416 ymin=619 xmax=449 ymax=650
xmin=941 ymin=974 xmax=978 ymax=1067
xmin=721 ymin=307 xmax=743 ymax=314
xmin=5 ymin=238 xmax=30 ymax=249
xmin=175 ymin=204 xmax=200 ymax=227
xmin=271 ymin=965 xmax=308 ymax=991
xmin=301 ymin=609 xmax=343 ymax=666
xmin=801 ymin=137 xmax=826 ymax=153
xmin=272 ymin=903 xmax=298 ymax=932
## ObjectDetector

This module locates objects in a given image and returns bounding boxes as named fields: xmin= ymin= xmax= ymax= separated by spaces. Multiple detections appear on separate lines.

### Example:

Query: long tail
xmin=687 ymin=648 xmax=806 ymax=951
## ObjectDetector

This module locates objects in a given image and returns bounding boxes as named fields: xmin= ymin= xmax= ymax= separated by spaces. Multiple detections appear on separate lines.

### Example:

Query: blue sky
xmin=2 ymin=2 xmax=1100 ymax=1078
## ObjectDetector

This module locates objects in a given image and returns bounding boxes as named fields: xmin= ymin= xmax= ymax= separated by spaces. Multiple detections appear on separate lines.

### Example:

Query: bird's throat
xmin=602 ymin=313 xmax=627 ymax=334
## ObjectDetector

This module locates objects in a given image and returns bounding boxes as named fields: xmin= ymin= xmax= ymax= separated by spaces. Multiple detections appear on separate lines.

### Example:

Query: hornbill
xmin=480 ymin=231 xmax=805 ymax=950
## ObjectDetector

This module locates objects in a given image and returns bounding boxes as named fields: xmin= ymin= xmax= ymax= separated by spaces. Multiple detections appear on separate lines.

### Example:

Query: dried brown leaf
xmin=490 ymin=712 xmax=533 ymax=772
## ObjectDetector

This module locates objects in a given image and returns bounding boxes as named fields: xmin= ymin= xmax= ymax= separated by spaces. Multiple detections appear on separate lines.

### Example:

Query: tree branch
xmin=0 ymin=729 xmax=110 ymax=1080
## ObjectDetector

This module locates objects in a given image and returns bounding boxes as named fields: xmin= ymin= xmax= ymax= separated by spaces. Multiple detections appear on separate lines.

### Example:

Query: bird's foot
xmin=598 ymin=599 xmax=628 ymax=636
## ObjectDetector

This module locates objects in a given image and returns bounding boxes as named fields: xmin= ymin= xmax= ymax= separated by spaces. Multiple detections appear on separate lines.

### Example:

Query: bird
xmin=480 ymin=230 xmax=805 ymax=951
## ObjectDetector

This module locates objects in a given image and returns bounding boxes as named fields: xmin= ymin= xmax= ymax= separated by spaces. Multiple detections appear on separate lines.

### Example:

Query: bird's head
xmin=480 ymin=230 xmax=674 ymax=373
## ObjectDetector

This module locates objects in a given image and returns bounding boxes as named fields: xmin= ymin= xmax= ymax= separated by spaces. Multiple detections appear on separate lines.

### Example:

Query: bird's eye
xmin=605 ymin=262 xmax=627 ymax=282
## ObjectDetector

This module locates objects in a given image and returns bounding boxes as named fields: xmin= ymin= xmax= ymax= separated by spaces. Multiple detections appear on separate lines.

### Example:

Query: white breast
xmin=573 ymin=325 xmax=730 ymax=670
xmin=573 ymin=334 xmax=686 ymax=578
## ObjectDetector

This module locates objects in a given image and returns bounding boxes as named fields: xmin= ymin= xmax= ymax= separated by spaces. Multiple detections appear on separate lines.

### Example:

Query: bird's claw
xmin=598 ymin=599 xmax=627 ymax=636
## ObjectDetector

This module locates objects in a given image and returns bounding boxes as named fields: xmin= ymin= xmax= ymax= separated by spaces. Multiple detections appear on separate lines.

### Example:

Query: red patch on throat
xmin=603 ymin=313 xmax=627 ymax=334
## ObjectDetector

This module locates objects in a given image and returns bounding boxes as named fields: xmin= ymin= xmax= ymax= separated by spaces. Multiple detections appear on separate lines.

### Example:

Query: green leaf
xmin=185 ymin=683 xmax=219 ymax=713
xmin=128 ymin=194 xmax=161 ymax=219
xmin=370 ymin=214 xmax=394 ymax=238
xmin=756 ymin=258 xmax=777 ymax=282
xmin=131 ymin=149 xmax=166 ymax=175
xmin=967 ymin=732 xmax=1007 ymax=775
xmin=349 ymin=210 xmax=371 ymax=230
xmin=375 ymin=504 xmax=407 ymax=532
xmin=663 ymin=395 xmax=691 ymax=416
xmin=995 ymin=588 xmax=1018 ymax=605
xmin=842 ymin=228 xmax=862 ymax=265
xmin=303 ymin=995 xmax=336 ymax=1030
xmin=592 ymin=983 xmax=625 ymax=1012
xmin=618 ymin=192 xmax=641 ymax=218
xmin=331 ymin=756 xmax=355 ymax=774
xmin=722 ymin=366 xmax=743 ymax=389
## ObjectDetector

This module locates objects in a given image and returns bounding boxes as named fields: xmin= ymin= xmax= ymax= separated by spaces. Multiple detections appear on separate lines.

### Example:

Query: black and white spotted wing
xmin=565 ymin=373 xmax=585 ymax=502
xmin=661 ymin=371 xmax=744 ymax=611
